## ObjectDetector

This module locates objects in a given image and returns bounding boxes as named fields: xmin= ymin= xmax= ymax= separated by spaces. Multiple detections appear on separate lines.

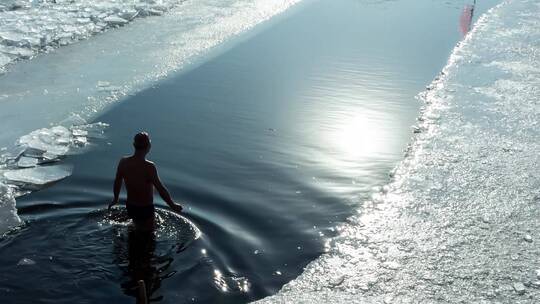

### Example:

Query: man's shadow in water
xmin=113 ymin=225 xmax=175 ymax=303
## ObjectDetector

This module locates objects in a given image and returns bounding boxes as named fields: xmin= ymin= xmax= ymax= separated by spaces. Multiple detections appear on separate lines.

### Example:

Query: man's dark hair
xmin=133 ymin=132 xmax=151 ymax=150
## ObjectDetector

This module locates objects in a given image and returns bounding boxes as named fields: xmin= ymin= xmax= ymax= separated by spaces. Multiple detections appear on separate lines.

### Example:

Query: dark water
xmin=0 ymin=0 xmax=499 ymax=303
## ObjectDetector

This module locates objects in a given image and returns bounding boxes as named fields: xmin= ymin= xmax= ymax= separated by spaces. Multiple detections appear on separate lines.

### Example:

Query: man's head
xmin=133 ymin=132 xmax=151 ymax=153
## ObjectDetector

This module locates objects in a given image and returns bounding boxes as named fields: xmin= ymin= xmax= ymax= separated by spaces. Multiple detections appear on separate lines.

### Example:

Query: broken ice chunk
xmin=96 ymin=80 xmax=122 ymax=92
xmin=73 ymin=136 xmax=88 ymax=146
xmin=42 ymin=152 xmax=58 ymax=161
xmin=22 ymin=147 xmax=45 ymax=158
xmin=17 ymin=157 xmax=38 ymax=168
xmin=119 ymin=9 xmax=139 ymax=20
xmin=19 ymin=128 xmax=71 ymax=156
xmin=39 ymin=151 xmax=60 ymax=163
xmin=147 ymin=9 xmax=164 ymax=16
xmin=0 ymin=32 xmax=25 ymax=47
xmin=51 ymin=126 xmax=70 ymax=138
xmin=74 ymin=122 xmax=108 ymax=139
xmin=0 ymin=145 xmax=26 ymax=162
xmin=0 ymin=46 xmax=34 ymax=59
xmin=71 ymin=129 xmax=88 ymax=137
xmin=513 ymin=282 xmax=526 ymax=295
xmin=103 ymin=16 xmax=129 ymax=25
xmin=55 ymin=138 xmax=71 ymax=146
xmin=97 ymin=81 xmax=111 ymax=87
xmin=60 ymin=114 xmax=87 ymax=127
xmin=4 ymin=165 xmax=72 ymax=187
xmin=17 ymin=258 xmax=36 ymax=266
xmin=328 ymin=275 xmax=345 ymax=287
xmin=0 ymin=53 xmax=11 ymax=67
xmin=44 ymin=145 xmax=69 ymax=156
xmin=382 ymin=261 xmax=401 ymax=270
xmin=98 ymin=85 xmax=122 ymax=92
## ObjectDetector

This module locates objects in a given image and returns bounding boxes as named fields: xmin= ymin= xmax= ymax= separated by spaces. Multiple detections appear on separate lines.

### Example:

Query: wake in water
xmin=258 ymin=0 xmax=540 ymax=303
xmin=0 ymin=207 xmax=200 ymax=302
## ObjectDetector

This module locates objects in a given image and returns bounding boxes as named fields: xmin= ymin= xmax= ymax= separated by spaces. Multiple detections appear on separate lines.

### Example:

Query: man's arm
xmin=109 ymin=160 xmax=123 ymax=210
xmin=150 ymin=163 xmax=183 ymax=213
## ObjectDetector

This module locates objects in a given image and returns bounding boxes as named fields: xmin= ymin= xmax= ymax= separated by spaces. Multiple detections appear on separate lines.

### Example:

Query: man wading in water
xmin=109 ymin=132 xmax=183 ymax=230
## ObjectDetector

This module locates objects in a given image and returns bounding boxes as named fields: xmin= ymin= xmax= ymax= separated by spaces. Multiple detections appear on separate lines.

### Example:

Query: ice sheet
xmin=0 ymin=0 xmax=185 ymax=71
xmin=3 ymin=165 xmax=72 ymax=187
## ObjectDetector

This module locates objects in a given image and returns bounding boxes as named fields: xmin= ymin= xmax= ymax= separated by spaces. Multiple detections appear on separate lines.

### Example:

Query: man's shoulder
xmin=118 ymin=156 xmax=131 ymax=164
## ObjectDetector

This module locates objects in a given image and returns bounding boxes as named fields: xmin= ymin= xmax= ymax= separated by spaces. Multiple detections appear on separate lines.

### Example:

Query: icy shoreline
xmin=257 ymin=0 xmax=540 ymax=303
xmin=0 ymin=0 xmax=186 ymax=73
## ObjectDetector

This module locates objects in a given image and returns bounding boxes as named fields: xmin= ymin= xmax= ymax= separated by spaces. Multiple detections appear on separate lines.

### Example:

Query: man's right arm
xmin=109 ymin=160 xmax=123 ymax=210
xmin=150 ymin=163 xmax=183 ymax=213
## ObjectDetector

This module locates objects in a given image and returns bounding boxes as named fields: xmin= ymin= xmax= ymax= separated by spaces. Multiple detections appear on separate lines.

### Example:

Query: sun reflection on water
xmin=212 ymin=268 xmax=251 ymax=294
xmin=331 ymin=112 xmax=381 ymax=159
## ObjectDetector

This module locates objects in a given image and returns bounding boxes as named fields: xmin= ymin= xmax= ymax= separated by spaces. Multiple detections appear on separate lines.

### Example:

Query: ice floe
xmin=3 ymin=165 xmax=72 ymax=188
xmin=0 ymin=120 xmax=108 ymax=234
xmin=14 ymin=123 xmax=108 ymax=159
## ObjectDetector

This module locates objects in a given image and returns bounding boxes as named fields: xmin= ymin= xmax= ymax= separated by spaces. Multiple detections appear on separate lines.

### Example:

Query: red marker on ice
xmin=460 ymin=0 xmax=476 ymax=36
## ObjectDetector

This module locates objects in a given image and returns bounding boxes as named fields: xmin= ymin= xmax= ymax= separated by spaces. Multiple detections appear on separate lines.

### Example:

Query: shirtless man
xmin=108 ymin=132 xmax=183 ymax=229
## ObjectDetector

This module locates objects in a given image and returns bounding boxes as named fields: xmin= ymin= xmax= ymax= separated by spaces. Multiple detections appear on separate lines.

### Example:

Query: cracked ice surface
xmin=0 ymin=0 xmax=185 ymax=72
xmin=257 ymin=0 xmax=540 ymax=303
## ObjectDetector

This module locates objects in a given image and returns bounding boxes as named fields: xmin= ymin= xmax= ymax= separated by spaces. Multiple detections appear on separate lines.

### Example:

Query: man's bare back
xmin=108 ymin=132 xmax=183 ymax=228
xmin=117 ymin=156 xmax=157 ymax=206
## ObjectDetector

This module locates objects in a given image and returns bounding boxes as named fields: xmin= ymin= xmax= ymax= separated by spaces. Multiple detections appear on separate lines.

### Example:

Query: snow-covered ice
xmin=0 ymin=0 xmax=186 ymax=72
